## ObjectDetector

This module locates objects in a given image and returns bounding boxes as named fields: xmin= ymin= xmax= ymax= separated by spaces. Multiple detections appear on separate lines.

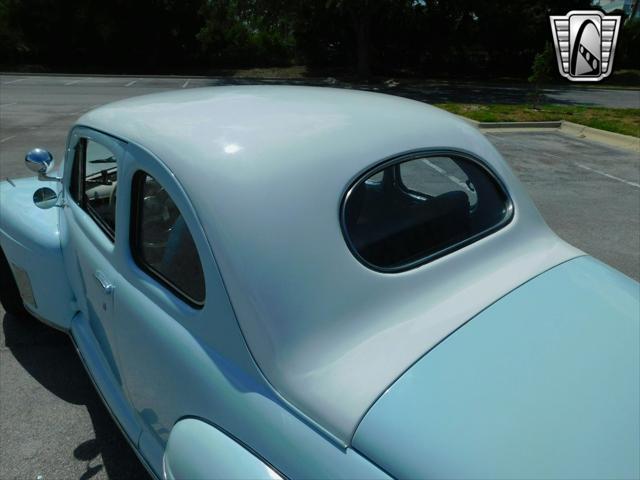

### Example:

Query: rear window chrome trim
xmin=340 ymin=148 xmax=515 ymax=274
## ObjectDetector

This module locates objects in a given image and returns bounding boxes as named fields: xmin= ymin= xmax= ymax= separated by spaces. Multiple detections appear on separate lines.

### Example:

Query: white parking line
xmin=2 ymin=78 xmax=25 ymax=85
xmin=576 ymin=163 xmax=640 ymax=189
xmin=1 ymin=135 xmax=16 ymax=143
xmin=0 ymin=102 xmax=17 ymax=108
xmin=125 ymin=79 xmax=137 ymax=87
xmin=182 ymin=79 xmax=190 ymax=88
xmin=65 ymin=80 xmax=80 ymax=86
xmin=422 ymin=159 xmax=472 ymax=191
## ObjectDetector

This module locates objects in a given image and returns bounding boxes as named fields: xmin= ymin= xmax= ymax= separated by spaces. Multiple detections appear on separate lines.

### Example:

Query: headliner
xmin=79 ymin=86 xmax=581 ymax=443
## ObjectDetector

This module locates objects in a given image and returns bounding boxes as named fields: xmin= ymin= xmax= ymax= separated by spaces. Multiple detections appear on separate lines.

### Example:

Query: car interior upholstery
xmin=344 ymin=156 xmax=508 ymax=270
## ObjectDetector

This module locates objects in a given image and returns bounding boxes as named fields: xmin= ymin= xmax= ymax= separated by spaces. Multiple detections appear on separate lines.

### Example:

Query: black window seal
xmin=340 ymin=148 xmax=515 ymax=274
xmin=130 ymin=170 xmax=206 ymax=309
xmin=69 ymin=138 xmax=83 ymax=205
xmin=84 ymin=201 xmax=116 ymax=242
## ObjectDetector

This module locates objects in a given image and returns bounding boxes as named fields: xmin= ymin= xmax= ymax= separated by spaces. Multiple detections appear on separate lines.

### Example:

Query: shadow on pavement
xmin=2 ymin=312 xmax=148 ymax=480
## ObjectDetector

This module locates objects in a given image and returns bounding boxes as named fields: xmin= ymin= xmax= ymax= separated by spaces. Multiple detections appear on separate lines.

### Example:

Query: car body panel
xmin=62 ymin=128 xmax=128 ymax=385
xmin=71 ymin=310 xmax=142 ymax=450
xmin=78 ymin=86 xmax=582 ymax=440
xmin=353 ymin=256 xmax=640 ymax=480
xmin=57 ymin=128 xmax=384 ymax=479
xmin=163 ymin=418 xmax=389 ymax=480
xmin=2 ymin=86 xmax=635 ymax=479
xmin=0 ymin=176 xmax=75 ymax=329
xmin=163 ymin=418 xmax=284 ymax=480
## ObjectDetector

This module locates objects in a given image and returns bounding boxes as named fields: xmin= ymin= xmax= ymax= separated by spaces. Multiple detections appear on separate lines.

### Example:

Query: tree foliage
xmin=617 ymin=18 xmax=640 ymax=71
xmin=197 ymin=0 xmax=295 ymax=67
xmin=1 ymin=0 xmax=636 ymax=78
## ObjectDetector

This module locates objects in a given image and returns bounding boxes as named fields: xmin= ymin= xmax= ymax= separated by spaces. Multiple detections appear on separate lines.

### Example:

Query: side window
xmin=131 ymin=172 xmax=205 ymax=307
xmin=343 ymin=153 xmax=512 ymax=271
xmin=70 ymin=137 xmax=119 ymax=239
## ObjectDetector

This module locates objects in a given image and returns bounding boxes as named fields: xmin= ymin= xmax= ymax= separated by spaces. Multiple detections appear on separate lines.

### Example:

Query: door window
xmin=130 ymin=171 xmax=205 ymax=307
xmin=70 ymin=137 xmax=119 ymax=239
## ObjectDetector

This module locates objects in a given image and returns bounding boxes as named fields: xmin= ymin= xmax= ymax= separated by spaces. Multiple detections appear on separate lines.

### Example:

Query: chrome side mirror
xmin=33 ymin=187 xmax=59 ymax=209
xmin=25 ymin=148 xmax=54 ymax=174
xmin=25 ymin=148 xmax=61 ymax=182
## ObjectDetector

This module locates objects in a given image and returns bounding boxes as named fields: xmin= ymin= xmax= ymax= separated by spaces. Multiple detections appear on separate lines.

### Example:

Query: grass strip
xmin=436 ymin=103 xmax=640 ymax=138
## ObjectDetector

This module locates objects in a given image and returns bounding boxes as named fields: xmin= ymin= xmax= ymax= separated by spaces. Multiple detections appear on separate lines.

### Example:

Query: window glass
xmin=132 ymin=172 xmax=205 ymax=306
xmin=365 ymin=171 xmax=384 ymax=185
xmin=343 ymin=154 xmax=511 ymax=271
xmin=75 ymin=138 xmax=118 ymax=238
xmin=400 ymin=157 xmax=478 ymax=208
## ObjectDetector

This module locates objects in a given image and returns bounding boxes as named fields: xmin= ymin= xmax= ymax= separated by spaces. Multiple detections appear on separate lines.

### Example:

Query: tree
xmin=617 ymin=18 xmax=640 ymax=71
xmin=0 ymin=0 xmax=614 ymax=79
xmin=197 ymin=0 xmax=295 ymax=68
xmin=0 ymin=0 xmax=26 ymax=65
xmin=528 ymin=42 xmax=554 ymax=105
xmin=324 ymin=0 xmax=371 ymax=77
xmin=630 ymin=0 xmax=639 ymax=20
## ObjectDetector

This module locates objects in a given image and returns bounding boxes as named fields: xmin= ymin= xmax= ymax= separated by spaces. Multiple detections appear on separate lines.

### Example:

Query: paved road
xmin=1 ymin=75 xmax=639 ymax=480
xmin=485 ymin=130 xmax=639 ymax=282
xmin=0 ymin=313 xmax=147 ymax=480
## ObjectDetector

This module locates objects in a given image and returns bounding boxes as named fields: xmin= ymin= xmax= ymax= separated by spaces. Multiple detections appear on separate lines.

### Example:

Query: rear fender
xmin=0 ymin=177 xmax=75 ymax=329
xmin=163 ymin=418 xmax=283 ymax=480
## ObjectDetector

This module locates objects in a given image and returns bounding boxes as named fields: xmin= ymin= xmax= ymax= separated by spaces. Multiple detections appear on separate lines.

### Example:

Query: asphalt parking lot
xmin=1 ymin=75 xmax=639 ymax=480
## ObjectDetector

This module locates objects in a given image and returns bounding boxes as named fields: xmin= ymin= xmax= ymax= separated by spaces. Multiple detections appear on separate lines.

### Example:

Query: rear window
xmin=342 ymin=152 xmax=512 ymax=271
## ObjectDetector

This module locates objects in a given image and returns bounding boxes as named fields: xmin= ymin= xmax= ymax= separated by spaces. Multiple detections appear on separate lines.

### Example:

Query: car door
xmin=62 ymin=127 xmax=132 ymax=391
xmin=107 ymin=142 xmax=250 ymax=476
xmin=112 ymin=149 xmax=208 ymax=472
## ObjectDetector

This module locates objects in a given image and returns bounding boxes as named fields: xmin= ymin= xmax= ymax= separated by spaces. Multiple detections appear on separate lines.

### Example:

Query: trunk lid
xmin=353 ymin=256 xmax=639 ymax=479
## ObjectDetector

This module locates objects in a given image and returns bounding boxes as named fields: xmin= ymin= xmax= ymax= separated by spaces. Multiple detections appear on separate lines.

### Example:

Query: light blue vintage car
xmin=0 ymin=86 xmax=638 ymax=480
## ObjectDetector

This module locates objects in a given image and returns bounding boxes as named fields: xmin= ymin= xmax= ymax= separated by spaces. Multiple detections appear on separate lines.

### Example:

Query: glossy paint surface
xmin=163 ymin=418 xmax=282 ymax=480
xmin=79 ymin=86 xmax=581 ymax=441
xmin=0 ymin=176 xmax=75 ymax=329
xmin=55 ymin=125 xmax=391 ymax=479
xmin=354 ymin=256 xmax=640 ymax=480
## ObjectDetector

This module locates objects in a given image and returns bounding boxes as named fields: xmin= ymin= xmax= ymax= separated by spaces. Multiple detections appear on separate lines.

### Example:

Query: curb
xmin=477 ymin=120 xmax=562 ymax=129
xmin=460 ymin=116 xmax=639 ymax=153
xmin=559 ymin=120 xmax=640 ymax=152
xmin=457 ymin=117 xmax=560 ymax=130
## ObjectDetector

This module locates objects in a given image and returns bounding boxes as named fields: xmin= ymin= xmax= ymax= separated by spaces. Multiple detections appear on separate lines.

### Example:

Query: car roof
xmin=78 ymin=86 xmax=581 ymax=444
xmin=79 ymin=84 xmax=483 ymax=177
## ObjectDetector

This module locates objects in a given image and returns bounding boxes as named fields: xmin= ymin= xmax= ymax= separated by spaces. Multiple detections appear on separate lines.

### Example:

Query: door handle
xmin=94 ymin=271 xmax=114 ymax=295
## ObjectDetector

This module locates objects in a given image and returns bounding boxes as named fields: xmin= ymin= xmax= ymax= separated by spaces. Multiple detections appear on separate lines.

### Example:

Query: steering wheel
xmin=140 ymin=186 xmax=176 ymax=250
